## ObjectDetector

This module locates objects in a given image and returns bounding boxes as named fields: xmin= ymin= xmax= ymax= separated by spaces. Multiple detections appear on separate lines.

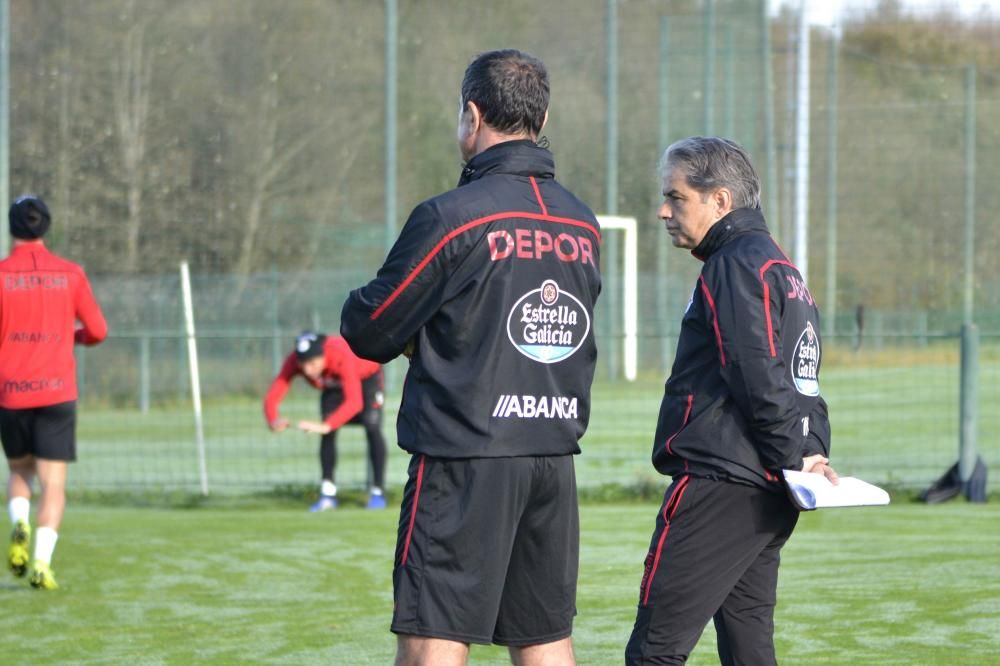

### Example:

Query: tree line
xmin=10 ymin=0 xmax=1000 ymax=316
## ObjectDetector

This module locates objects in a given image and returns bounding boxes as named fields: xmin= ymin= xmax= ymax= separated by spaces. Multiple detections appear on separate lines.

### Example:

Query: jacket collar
xmin=692 ymin=208 xmax=769 ymax=261
xmin=11 ymin=240 xmax=47 ymax=255
xmin=458 ymin=139 xmax=555 ymax=186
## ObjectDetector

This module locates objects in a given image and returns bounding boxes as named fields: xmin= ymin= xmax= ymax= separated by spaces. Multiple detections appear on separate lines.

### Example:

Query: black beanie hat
xmin=9 ymin=195 xmax=52 ymax=240
xmin=294 ymin=331 xmax=327 ymax=363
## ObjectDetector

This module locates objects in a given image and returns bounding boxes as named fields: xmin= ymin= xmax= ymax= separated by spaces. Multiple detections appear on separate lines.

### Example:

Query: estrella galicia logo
xmin=792 ymin=321 xmax=820 ymax=396
xmin=506 ymin=279 xmax=590 ymax=363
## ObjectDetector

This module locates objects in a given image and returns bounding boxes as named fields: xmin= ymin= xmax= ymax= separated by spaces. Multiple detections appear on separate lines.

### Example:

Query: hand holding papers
xmin=782 ymin=469 xmax=890 ymax=511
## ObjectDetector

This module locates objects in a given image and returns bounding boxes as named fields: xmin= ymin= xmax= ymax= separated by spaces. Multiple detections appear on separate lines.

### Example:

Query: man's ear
xmin=713 ymin=187 xmax=733 ymax=219
xmin=464 ymin=100 xmax=483 ymax=135
xmin=540 ymin=109 xmax=549 ymax=133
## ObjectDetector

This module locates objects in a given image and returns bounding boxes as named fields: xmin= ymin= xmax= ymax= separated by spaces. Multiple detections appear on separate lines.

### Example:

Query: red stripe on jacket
xmin=664 ymin=394 xmax=694 ymax=458
xmin=757 ymin=259 xmax=798 ymax=358
xmin=371 ymin=210 xmax=601 ymax=321
xmin=529 ymin=176 xmax=549 ymax=216
xmin=698 ymin=275 xmax=726 ymax=367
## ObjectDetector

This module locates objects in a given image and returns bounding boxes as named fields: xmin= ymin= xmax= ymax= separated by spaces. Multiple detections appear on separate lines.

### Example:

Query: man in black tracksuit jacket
xmin=625 ymin=137 xmax=837 ymax=666
xmin=341 ymin=50 xmax=600 ymax=666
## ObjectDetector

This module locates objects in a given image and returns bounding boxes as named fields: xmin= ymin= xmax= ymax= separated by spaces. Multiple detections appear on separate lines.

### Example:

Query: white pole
xmin=598 ymin=215 xmax=637 ymax=381
xmin=622 ymin=219 xmax=637 ymax=382
xmin=180 ymin=261 xmax=209 ymax=495
xmin=794 ymin=0 xmax=811 ymax=279
xmin=0 ymin=0 xmax=9 ymax=259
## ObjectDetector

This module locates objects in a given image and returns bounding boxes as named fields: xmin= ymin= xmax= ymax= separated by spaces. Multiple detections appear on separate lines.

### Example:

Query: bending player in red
xmin=263 ymin=331 xmax=387 ymax=511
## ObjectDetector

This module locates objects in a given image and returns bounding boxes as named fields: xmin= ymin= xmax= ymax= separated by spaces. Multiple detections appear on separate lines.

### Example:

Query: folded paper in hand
xmin=782 ymin=469 xmax=890 ymax=510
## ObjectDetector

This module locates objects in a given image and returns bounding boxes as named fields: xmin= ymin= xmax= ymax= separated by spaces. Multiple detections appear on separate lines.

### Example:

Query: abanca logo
xmin=506 ymin=280 xmax=590 ymax=363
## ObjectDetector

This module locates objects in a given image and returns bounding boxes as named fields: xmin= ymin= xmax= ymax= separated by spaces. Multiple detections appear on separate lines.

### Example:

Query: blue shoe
xmin=309 ymin=495 xmax=337 ymax=512
xmin=366 ymin=494 xmax=387 ymax=510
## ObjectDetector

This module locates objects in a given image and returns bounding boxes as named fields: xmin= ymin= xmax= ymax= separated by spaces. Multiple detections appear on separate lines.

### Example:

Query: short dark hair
xmin=9 ymin=194 xmax=52 ymax=240
xmin=461 ymin=49 xmax=549 ymax=137
xmin=661 ymin=137 xmax=761 ymax=210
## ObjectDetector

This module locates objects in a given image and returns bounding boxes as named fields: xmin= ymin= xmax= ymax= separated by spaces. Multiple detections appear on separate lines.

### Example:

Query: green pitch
xmin=69 ymin=352 xmax=1000 ymax=494
xmin=68 ymin=342 xmax=1000 ymax=495
xmin=2 ymin=500 xmax=997 ymax=664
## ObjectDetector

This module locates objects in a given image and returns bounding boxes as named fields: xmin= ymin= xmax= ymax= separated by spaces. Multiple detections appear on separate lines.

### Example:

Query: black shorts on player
xmin=0 ymin=400 xmax=77 ymax=462
xmin=319 ymin=371 xmax=384 ymax=428
xmin=392 ymin=454 xmax=579 ymax=646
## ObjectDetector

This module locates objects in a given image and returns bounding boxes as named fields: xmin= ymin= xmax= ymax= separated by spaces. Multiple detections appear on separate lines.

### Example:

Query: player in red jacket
xmin=264 ymin=331 xmax=387 ymax=511
xmin=1 ymin=195 xmax=107 ymax=590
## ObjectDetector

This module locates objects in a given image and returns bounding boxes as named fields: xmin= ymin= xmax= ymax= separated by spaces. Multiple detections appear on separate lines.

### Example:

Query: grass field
xmin=69 ymin=343 xmax=1000 ymax=496
xmin=1 ymin=499 xmax=997 ymax=664
xmin=19 ymin=340 xmax=992 ymax=662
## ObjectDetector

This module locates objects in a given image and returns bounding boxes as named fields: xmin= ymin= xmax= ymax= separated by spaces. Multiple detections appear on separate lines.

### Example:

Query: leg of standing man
xmin=625 ymin=479 xmax=798 ymax=665
xmin=364 ymin=419 xmax=387 ymax=509
xmin=712 ymin=523 xmax=795 ymax=666
xmin=311 ymin=388 xmax=340 ymax=512
xmin=394 ymin=636 xmax=576 ymax=666
xmin=395 ymin=636 xmax=470 ymax=666
xmin=362 ymin=371 xmax=387 ymax=509
xmin=313 ymin=428 xmax=338 ymax=512
xmin=509 ymin=639 xmax=576 ymax=666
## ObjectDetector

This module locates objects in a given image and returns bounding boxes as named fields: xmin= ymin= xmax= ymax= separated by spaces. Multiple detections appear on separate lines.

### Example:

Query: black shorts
xmin=320 ymin=371 xmax=383 ymax=428
xmin=392 ymin=454 xmax=579 ymax=646
xmin=0 ymin=400 xmax=77 ymax=462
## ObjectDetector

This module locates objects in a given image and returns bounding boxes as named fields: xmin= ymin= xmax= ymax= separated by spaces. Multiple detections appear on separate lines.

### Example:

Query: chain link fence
xmin=6 ymin=0 xmax=998 ymax=494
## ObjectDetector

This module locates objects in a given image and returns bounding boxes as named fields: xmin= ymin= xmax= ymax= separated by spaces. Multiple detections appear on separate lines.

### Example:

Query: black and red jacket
xmin=263 ymin=335 xmax=382 ymax=430
xmin=653 ymin=207 xmax=830 ymax=492
xmin=341 ymin=140 xmax=602 ymax=458
xmin=0 ymin=241 xmax=108 ymax=409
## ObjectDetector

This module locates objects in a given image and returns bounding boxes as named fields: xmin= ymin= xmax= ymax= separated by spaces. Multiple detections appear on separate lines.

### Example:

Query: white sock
xmin=320 ymin=480 xmax=337 ymax=497
xmin=370 ymin=487 xmax=383 ymax=496
xmin=34 ymin=527 xmax=58 ymax=565
xmin=8 ymin=497 xmax=30 ymax=525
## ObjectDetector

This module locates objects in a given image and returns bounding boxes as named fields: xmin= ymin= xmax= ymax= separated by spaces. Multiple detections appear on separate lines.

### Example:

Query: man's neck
xmin=472 ymin=128 xmax=534 ymax=158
